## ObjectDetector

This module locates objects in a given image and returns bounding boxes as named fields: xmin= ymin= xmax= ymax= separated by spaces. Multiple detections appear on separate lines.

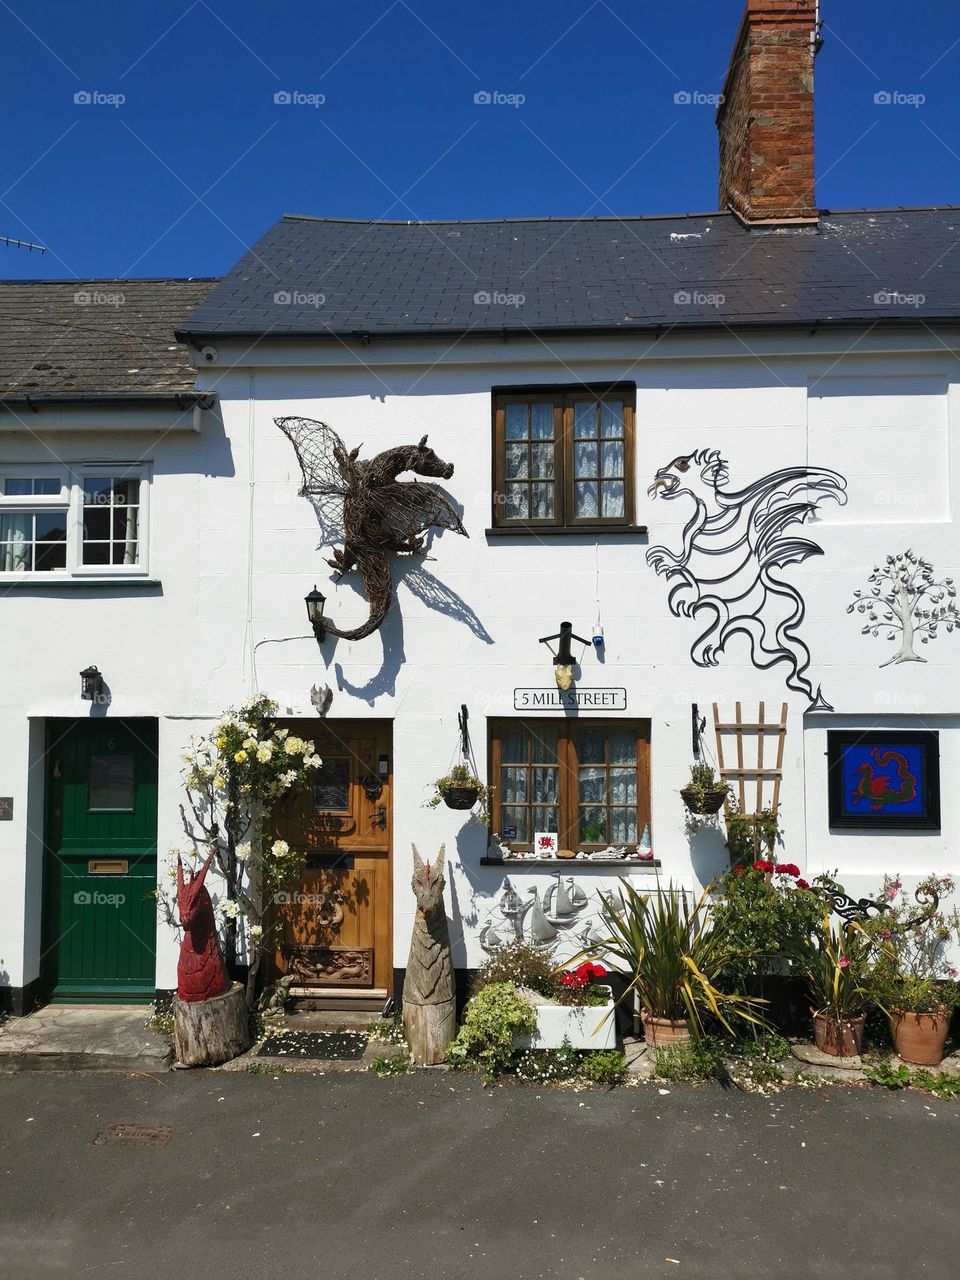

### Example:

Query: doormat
xmin=256 ymin=1031 xmax=368 ymax=1061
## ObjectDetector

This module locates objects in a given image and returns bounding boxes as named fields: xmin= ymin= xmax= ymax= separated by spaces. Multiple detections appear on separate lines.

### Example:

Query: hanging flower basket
xmin=680 ymin=785 xmax=729 ymax=815
xmin=443 ymin=785 xmax=480 ymax=810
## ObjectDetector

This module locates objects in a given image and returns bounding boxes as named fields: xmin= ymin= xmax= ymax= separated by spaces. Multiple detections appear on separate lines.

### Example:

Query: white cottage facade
xmin=1 ymin=0 xmax=959 ymax=1012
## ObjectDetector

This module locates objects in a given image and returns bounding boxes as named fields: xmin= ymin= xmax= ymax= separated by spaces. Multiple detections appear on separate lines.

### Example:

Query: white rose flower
xmin=305 ymin=754 xmax=322 ymax=769
xmin=257 ymin=744 xmax=273 ymax=763
xmin=249 ymin=924 xmax=263 ymax=939
xmin=275 ymin=728 xmax=290 ymax=741
xmin=271 ymin=839 xmax=290 ymax=858
xmin=284 ymin=736 xmax=303 ymax=755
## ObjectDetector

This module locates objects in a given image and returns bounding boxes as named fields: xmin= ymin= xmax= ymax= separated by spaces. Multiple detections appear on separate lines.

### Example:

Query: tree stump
xmin=403 ymin=998 xmax=456 ymax=1066
xmin=172 ymin=981 xmax=251 ymax=1067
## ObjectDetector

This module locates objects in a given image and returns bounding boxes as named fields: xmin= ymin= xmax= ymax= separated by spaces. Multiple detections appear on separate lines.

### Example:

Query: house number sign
xmin=513 ymin=688 xmax=627 ymax=711
xmin=0 ymin=798 xmax=12 ymax=821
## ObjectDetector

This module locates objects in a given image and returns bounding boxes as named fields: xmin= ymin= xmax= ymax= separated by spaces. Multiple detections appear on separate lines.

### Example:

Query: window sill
xmin=0 ymin=576 xmax=161 ymax=590
xmin=480 ymin=856 xmax=660 ymax=870
xmin=485 ymin=525 xmax=647 ymax=539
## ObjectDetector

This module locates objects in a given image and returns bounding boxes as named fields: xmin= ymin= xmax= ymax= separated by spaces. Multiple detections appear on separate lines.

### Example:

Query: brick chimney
xmin=717 ymin=0 xmax=821 ymax=225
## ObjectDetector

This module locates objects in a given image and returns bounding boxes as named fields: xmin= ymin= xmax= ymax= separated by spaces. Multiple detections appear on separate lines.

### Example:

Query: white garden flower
xmin=284 ymin=736 xmax=304 ymax=755
xmin=257 ymin=744 xmax=273 ymax=763
xmin=275 ymin=727 xmax=290 ymax=741
xmin=305 ymin=754 xmax=322 ymax=769
xmin=271 ymin=839 xmax=290 ymax=858
xmin=242 ymin=737 xmax=258 ymax=751
xmin=249 ymin=924 xmax=263 ymax=939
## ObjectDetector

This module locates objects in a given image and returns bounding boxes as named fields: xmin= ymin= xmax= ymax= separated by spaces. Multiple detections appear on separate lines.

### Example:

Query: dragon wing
xmin=276 ymin=416 xmax=351 ymax=542
xmin=376 ymin=480 xmax=467 ymax=541
xmin=726 ymin=466 xmax=847 ymax=569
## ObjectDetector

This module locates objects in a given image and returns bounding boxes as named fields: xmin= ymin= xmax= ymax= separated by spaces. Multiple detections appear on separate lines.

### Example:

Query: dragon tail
xmin=323 ymin=554 xmax=394 ymax=641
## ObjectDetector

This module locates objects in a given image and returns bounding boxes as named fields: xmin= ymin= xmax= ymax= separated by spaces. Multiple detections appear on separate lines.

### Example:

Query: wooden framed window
xmin=492 ymin=386 xmax=635 ymax=528
xmin=489 ymin=719 xmax=650 ymax=853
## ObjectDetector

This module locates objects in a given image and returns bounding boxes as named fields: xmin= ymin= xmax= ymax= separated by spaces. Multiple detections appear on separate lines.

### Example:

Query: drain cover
xmin=257 ymin=1031 xmax=367 ymax=1060
xmin=94 ymin=1124 xmax=174 ymax=1148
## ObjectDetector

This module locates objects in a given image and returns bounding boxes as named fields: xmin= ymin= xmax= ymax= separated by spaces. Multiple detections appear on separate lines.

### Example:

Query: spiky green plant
xmin=802 ymin=915 xmax=873 ymax=1021
xmin=578 ymin=881 xmax=768 ymax=1039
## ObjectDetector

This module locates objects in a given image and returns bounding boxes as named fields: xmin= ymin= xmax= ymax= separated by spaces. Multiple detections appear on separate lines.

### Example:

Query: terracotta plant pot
xmin=812 ymin=1009 xmax=866 ymax=1058
xmin=680 ymin=786 xmax=728 ymax=816
xmin=889 ymin=1005 xmax=953 ymax=1066
xmin=641 ymin=1011 xmax=692 ymax=1047
xmin=442 ymin=785 xmax=479 ymax=810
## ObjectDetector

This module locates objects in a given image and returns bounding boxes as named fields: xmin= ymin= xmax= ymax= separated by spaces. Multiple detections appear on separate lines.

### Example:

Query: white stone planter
xmin=515 ymin=986 xmax=617 ymax=1051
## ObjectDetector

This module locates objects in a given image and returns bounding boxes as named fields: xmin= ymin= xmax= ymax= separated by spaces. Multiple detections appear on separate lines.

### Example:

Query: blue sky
xmin=1 ymin=0 xmax=958 ymax=280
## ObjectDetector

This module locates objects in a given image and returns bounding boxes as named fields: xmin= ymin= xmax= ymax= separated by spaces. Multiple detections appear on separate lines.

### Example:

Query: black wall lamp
xmin=80 ymin=665 xmax=104 ymax=702
xmin=539 ymin=621 xmax=591 ymax=691
xmin=305 ymin=586 xmax=326 ymax=644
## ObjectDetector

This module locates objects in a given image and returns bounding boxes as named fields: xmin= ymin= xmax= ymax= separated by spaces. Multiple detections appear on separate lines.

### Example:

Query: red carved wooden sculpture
xmin=176 ymin=852 xmax=229 ymax=1003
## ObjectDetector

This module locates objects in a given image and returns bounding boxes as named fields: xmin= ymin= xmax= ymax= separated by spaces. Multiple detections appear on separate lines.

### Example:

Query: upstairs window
xmin=492 ymin=387 xmax=635 ymax=528
xmin=0 ymin=465 xmax=149 ymax=577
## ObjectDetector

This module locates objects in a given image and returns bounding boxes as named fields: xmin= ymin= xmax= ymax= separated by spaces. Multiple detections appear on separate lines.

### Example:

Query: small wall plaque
xmin=0 ymin=798 xmax=12 ymax=821
xmin=514 ymin=688 xmax=627 ymax=711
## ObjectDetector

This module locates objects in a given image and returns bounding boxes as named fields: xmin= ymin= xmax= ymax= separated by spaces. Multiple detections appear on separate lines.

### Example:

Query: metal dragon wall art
xmin=277 ymin=416 xmax=467 ymax=641
xmin=646 ymin=450 xmax=847 ymax=711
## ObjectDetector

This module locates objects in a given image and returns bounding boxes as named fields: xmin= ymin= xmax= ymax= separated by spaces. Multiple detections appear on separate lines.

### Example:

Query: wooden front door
xmin=43 ymin=719 xmax=158 ymax=1002
xmin=270 ymin=721 xmax=392 ymax=1003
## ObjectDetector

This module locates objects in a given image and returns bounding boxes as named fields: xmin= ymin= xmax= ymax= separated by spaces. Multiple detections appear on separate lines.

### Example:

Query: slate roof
xmin=177 ymin=208 xmax=960 ymax=342
xmin=0 ymin=279 xmax=216 ymax=399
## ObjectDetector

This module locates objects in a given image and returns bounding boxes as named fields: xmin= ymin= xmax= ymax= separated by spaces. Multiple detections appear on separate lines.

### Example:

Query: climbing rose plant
xmin=172 ymin=694 xmax=321 ymax=1006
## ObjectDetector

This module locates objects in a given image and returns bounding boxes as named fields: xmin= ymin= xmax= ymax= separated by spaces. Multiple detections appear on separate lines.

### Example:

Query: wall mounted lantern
xmin=80 ymin=665 xmax=104 ymax=702
xmin=539 ymin=621 xmax=591 ymax=692
xmin=305 ymin=586 xmax=327 ymax=644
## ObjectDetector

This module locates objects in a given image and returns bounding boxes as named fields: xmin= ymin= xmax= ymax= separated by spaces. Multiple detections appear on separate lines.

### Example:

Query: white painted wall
xmin=2 ymin=327 xmax=959 ymax=991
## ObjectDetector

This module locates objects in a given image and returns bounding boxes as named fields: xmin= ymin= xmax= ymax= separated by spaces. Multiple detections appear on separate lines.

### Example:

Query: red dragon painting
xmin=850 ymin=748 xmax=917 ymax=812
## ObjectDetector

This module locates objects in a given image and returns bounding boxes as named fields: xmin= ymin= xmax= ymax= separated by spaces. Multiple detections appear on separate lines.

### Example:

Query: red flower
xmin=752 ymin=859 xmax=774 ymax=874
xmin=839 ymin=956 xmax=850 ymax=969
xmin=734 ymin=865 xmax=745 ymax=876
xmin=796 ymin=879 xmax=811 ymax=890
xmin=777 ymin=863 xmax=800 ymax=878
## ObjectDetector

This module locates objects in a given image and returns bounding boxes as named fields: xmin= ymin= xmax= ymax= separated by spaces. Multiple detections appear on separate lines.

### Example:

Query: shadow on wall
xmin=328 ymin=551 xmax=493 ymax=705
xmin=687 ymin=819 xmax=732 ymax=889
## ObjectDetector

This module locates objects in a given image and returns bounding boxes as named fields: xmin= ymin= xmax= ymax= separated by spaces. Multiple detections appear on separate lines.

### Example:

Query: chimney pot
xmin=717 ymin=0 xmax=821 ymax=225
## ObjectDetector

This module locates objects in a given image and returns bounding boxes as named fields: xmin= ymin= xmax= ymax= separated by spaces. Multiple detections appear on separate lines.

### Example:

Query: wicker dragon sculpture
xmin=277 ymin=416 xmax=467 ymax=641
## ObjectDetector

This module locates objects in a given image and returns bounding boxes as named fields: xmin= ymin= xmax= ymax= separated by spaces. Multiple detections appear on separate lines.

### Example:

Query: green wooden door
xmin=44 ymin=719 xmax=158 ymax=1001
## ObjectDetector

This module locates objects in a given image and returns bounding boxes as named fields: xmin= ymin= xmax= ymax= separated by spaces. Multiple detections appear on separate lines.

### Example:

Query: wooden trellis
xmin=713 ymin=701 xmax=787 ymax=819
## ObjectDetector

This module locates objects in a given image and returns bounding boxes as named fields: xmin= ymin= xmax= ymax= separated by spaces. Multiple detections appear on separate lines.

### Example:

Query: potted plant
xmin=680 ymin=762 xmax=730 ymax=815
xmin=861 ymin=874 xmax=960 ymax=1066
xmin=470 ymin=945 xmax=616 ymax=1051
xmin=802 ymin=915 xmax=872 ymax=1057
xmin=581 ymin=882 xmax=767 ymax=1047
xmin=426 ymin=763 xmax=490 ymax=818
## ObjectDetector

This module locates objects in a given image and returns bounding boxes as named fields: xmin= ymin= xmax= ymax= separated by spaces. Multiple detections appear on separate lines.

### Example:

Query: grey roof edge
xmin=0 ymin=276 xmax=219 ymax=286
xmin=176 ymin=316 xmax=960 ymax=344
xmin=0 ymin=391 xmax=215 ymax=406
xmin=275 ymin=205 xmax=960 ymax=226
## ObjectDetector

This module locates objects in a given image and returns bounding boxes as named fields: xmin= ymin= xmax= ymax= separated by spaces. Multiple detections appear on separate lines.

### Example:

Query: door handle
xmin=372 ymin=805 xmax=387 ymax=831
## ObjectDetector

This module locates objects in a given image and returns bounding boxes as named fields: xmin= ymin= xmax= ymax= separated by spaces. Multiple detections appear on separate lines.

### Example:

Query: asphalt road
xmin=0 ymin=1069 xmax=957 ymax=1279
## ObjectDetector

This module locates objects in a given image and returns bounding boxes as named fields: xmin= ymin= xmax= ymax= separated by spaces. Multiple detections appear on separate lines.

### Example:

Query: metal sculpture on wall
xmin=646 ymin=450 xmax=847 ymax=711
xmin=479 ymin=876 xmax=591 ymax=953
xmin=278 ymin=417 xmax=467 ymax=641
xmin=848 ymin=550 xmax=958 ymax=667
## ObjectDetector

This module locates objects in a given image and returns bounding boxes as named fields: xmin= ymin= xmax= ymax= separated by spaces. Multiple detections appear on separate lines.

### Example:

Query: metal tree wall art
xmin=277 ymin=416 xmax=467 ymax=641
xmin=848 ymin=551 xmax=958 ymax=666
xmin=646 ymin=450 xmax=847 ymax=710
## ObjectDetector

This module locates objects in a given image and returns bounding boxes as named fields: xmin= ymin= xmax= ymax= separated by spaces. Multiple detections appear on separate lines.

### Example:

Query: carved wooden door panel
xmin=270 ymin=721 xmax=391 ymax=998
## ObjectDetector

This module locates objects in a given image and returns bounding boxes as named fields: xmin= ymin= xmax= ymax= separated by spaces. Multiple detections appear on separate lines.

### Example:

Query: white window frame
xmin=0 ymin=462 xmax=151 ymax=581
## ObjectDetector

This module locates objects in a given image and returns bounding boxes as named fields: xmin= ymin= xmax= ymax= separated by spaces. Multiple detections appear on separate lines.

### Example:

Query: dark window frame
xmin=492 ymin=384 xmax=636 ymax=529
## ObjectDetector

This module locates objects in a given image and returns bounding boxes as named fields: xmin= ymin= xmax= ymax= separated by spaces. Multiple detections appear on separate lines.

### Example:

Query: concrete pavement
xmin=0 ymin=1069 xmax=957 ymax=1279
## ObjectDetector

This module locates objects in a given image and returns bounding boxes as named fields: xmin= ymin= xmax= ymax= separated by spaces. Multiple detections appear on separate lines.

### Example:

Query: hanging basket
xmin=680 ymin=786 xmax=728 ymax=815
xmin=443 ymin=785 xmax=480 ymax=811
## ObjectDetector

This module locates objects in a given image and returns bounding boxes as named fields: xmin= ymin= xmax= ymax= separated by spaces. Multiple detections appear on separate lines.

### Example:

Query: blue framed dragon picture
xmin=827 ymin=731 xmax=941 ymax=831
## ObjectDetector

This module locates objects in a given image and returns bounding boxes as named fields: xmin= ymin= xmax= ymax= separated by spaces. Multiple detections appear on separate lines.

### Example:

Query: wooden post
xmin=172 ymin=981 xmax=251 ymax=1067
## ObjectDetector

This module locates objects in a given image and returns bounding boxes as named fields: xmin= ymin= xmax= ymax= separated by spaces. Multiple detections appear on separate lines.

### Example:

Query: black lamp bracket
xmin=539 ymin=621 xmax=591 ymax=666
xmin=458 ymin=704 xmax=470 ymax=758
